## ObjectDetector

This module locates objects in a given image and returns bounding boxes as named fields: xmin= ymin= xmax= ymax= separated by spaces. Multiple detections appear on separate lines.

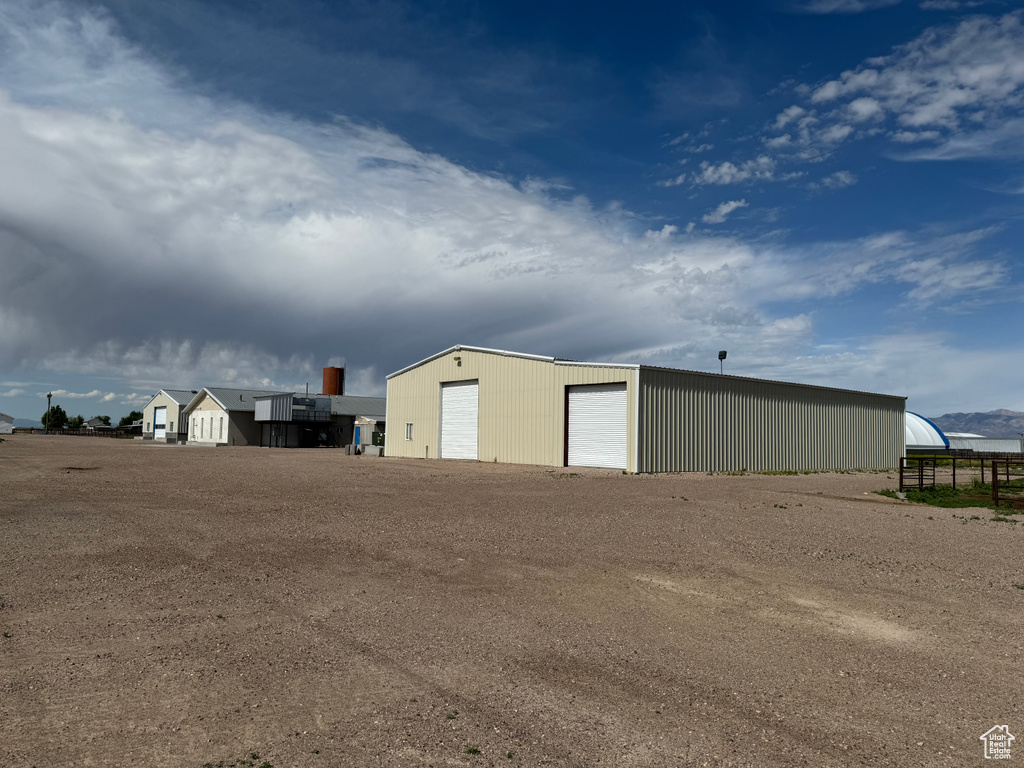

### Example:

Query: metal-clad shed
xmin=386 ymin=345 xmax=906 ymax=472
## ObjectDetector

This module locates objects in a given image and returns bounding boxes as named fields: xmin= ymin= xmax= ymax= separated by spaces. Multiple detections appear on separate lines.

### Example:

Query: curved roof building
xmin=905 ymin=412 xmax=949 ymax=451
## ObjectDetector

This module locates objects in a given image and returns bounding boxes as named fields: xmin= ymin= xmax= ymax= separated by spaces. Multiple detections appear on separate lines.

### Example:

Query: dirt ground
xmin=1 ymin=435 xmax=1021 ymax=767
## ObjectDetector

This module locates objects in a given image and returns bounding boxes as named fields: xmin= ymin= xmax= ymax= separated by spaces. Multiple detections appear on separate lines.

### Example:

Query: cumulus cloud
xmin=774 ymin=105 xmax=807 ymax=129
xmin=709 ymin=9 xmax=1024 ymax=183
xmin=801 ymin=11 xmax=1024 ymax=155
xmin=44 ymin=389 xmax=117 ymax=400
xmin=0 ymin=388 xmax=26 ymax=397
xmin=810 ymin=170 xmax=857 ymax=189
xmin=692 ymin=156 xmax=776 ymax=185
xmin=702 ymin=200 xmax=749 ymax=224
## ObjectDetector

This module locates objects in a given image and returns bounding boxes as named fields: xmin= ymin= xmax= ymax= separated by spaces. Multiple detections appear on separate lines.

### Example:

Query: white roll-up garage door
xmin=154 ymin=406 xmax=166 ymax=440
xmin=441 ymin=380 xmax=479 ymax=460
xmin=568 ymin=383 xmax=627 ymax=469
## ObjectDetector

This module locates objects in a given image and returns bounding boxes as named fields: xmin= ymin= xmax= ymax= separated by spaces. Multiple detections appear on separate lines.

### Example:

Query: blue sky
xmin=1 ymin=0 xmax=1022 ymax=423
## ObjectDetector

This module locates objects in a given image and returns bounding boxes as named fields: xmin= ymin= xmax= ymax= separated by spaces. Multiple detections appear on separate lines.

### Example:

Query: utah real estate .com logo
xmin=980 ymin=725 xmax=1015 ymax=760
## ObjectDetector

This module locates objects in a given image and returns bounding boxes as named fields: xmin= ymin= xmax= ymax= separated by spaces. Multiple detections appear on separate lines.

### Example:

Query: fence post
xmin=993 ymin=462 xmax=1000 ymax=507
xmin=899 ymin=456 xmax=905 ymax=491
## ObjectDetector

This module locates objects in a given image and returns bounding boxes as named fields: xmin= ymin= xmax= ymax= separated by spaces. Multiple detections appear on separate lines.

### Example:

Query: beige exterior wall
xmin=386 ymin=348 xmax=640 ymax=471
xmin=187 ymin=393 xmax=228 ymax=445
xmin=143 ymin=392 xmax=187 ymax=442
xmin=638 ymin=367 xmax=905 ymax=472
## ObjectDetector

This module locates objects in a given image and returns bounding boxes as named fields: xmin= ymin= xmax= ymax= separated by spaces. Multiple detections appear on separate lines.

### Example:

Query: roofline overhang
xmin=183 ymin=388 xmax=228 ymax=413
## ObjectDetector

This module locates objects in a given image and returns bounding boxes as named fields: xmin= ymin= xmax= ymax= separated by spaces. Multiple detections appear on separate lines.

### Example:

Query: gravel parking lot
xmin=1 ymin=435 xmax=1021 ymax=767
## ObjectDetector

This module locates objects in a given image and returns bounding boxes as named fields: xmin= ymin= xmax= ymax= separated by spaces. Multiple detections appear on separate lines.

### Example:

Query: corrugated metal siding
xmin=254 ymin=394 xmax=293 ymax=422
xmin=638 ymin=368 xmax=905 ymax=472
xmin=385 ymin=348 xmax=639 ymax=470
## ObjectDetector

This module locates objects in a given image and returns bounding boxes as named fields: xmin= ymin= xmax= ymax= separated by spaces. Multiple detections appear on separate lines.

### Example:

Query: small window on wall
xmin=192 ymin=417 xmax=196 ymax=437
xmin=219 ymin=417 xmax=224 ymax=440
xmin=146 ymin=422 xmax=150 ymax=431
xmin=169 ymin=421 xmax=174 ymax=432
xmin=405 ymin=423 xmax=413 ymax=440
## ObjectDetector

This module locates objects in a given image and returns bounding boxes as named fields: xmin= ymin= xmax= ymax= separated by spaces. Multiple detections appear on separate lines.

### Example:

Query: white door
xmin=567 ymin=383 xmax=628 ymax=469
xmin=440 ymin=381 xmax=479 ymax=460
xmin=154 ymin=406 xmax=167 ymax=440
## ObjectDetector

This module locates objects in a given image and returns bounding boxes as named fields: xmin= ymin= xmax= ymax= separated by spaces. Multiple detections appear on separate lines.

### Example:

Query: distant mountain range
xmin=13 ymin=418 xmax=43 ymax=428
xmin=928 ymin=409 xmax=1024 ymax=439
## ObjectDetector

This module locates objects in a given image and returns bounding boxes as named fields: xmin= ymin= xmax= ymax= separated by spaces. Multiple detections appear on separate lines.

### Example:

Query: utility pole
xmin=46 ymin=392 xmax=52 ymax=432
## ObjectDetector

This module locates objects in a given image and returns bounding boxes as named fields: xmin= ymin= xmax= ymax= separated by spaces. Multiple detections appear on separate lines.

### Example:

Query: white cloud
xmin=847 ymin=97 xmax=884 ymax=122
xmin=774 ymin=105 xmax=807 ymax=129
xmin=808 ymin=11 xmax=1024 ymax=139
xmin=43 ymin=389 xmax=117 ymax=400
xmin=920 ymin=0 xmax=983 ymax=10
xmin=793 ymin=0 xmax=901 ymax=13
xmin=810 ymin=170 xmax=857 ymax=189
xmin=657 ymin=173 xmax=687 ymax=187
xmin=692 ymin=156 xmax=776 ymax=185
xmin=0 ymin=388 xmax=26 ymax=397
xmin=748 ymin=11 xmax=1024 ymax=169
xmin=890 ymin=129 xmax=942 ymax=142
xmin=764 ymin=134 xmax=793 ymax=149
xmin=702 ymin=200 xmax=749 ymax=224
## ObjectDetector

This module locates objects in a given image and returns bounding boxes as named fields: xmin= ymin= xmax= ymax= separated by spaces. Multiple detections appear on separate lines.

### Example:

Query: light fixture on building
xmin=718 ymin=350 xmax=727 ymax=374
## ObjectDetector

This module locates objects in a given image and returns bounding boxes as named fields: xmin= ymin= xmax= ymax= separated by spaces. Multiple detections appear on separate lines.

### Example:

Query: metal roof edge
xmin=638 ymin=364 xmax=907 ymax=402
xmin=143 ymin=389 xmax=198 ymax=409
xmin=555 ymin=360 xmax=640 ymax=370
xmin=386 ymin=345 xmax=556 ymax=379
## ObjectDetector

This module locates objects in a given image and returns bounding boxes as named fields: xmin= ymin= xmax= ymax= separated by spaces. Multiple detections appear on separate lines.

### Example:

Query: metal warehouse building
xmin=385 ymin=345 xmax=906 ymax=472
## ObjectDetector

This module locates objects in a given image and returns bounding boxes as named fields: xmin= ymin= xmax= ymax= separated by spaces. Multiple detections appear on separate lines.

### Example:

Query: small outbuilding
xmin=0 ymin=412 xmax=13 ymax=435
xmin=143 ymin=389 xmax=198 ymax=443
xmin=184 ymin=388 xmax=287 ymax=447
xmin=253 ymin=393 xmax=386 ymax=448
xmin=385 ymin=345 xmax=906 ymax=472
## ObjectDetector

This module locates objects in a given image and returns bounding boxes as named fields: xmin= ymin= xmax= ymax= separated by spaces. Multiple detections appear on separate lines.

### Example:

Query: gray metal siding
xmin=254 ymin=394 xmax=293 ymax=422
xmin=638 ymin=368 xmax=905 ymax=472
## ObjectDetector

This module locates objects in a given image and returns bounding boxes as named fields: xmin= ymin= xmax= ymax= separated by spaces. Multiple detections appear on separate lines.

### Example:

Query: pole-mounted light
xmin=718 ymin=350 xmax=727 ymax=375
